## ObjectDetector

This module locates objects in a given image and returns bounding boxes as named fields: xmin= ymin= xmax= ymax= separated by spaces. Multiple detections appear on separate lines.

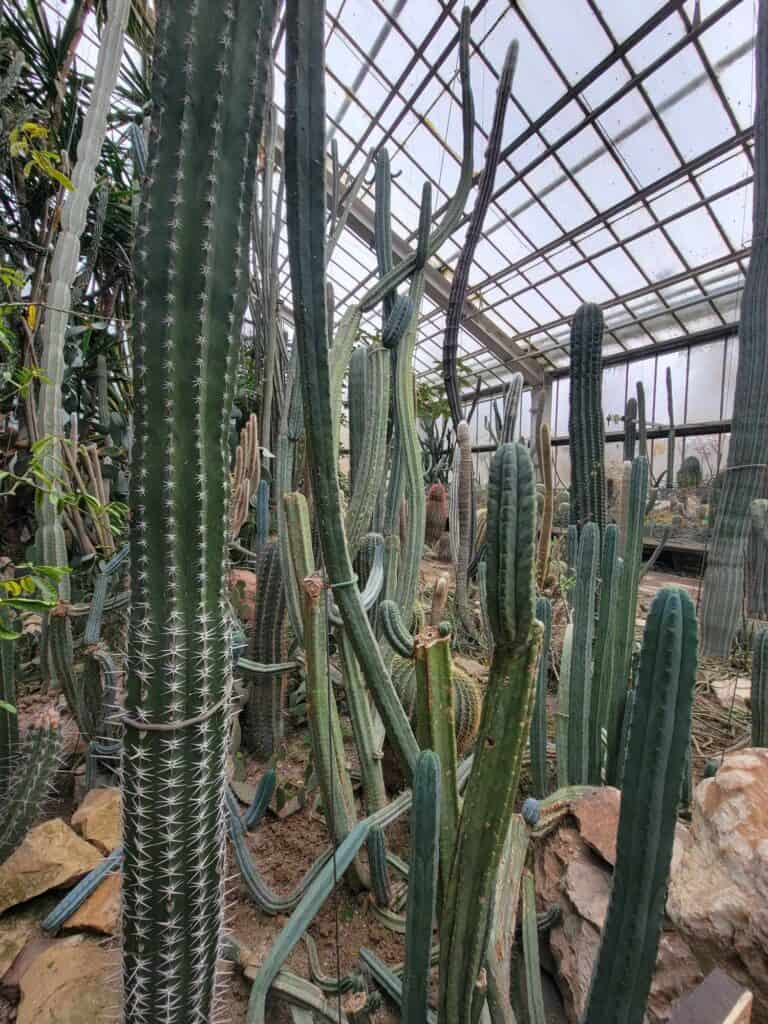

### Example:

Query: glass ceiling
xmin=54 ymin=0 xmax=758 ymax=391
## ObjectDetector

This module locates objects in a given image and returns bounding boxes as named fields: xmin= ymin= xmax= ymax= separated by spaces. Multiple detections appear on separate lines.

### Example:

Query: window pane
xmin=686 ymin=342 xmax=724 ymax=423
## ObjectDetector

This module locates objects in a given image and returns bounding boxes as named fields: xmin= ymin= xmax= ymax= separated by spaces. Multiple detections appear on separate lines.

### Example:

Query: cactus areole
xmin=122 ymin=2 xmax=276 ymax=1021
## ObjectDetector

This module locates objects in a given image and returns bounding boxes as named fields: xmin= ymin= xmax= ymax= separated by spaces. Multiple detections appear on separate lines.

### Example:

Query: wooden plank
xmin=669 ymin=969 xmax=752 ymax=1024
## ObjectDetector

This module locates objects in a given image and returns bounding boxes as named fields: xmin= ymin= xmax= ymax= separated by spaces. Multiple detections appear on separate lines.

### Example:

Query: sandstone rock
xmin=16 ymin=935 xmax=117 ymax=1024
xmin=668 ymin=748 xmax=768 ymax=1022
xmin=574 ymin=786 xmax=621 ymax=866
xmin=535 ymin=814 xmax=701 ymax=1022
xmin=70 ymin=786 xmax=121 ymax=853
xmin=0 ymin=819 xmax=102 ymax=914
xmin=1 ymin=936 xmax=56 ymax=1000
xmin=0 ymin=910 xmax=37 ymax=981
xmin=63 ymin=872 xmax=120 ymax=935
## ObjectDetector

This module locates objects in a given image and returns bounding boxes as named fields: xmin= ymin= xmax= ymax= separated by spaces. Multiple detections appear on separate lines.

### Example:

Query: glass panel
xmin=627 ymin=357 xmax=656 ymax=427
xmin=554 ymin=377 xmax=570 ymax=437
xmin=655 ymin=350 xmax=688 ymax=427
xmin=686 ymin=341 xmax=725 ymax=423
xmin=722 ymin=337 xmax=739 ymax=418
xmin=602 ymin=363 xmax=627 ymax=428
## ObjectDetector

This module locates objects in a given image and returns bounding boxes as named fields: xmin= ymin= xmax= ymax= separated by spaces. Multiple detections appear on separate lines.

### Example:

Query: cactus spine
xmin=0 ymin=710 xmax=62 ymax=865
xmin=402 ymin=750 xmax=441 ymax=1024
xmin=752 ymin=627 xmax=768 ymax=746
xmin=583 ymin=586 xmax=697 ymax=1024
xmin=122 ymin=3 xmax=276 ymax=1020
xmin=569 ymin=303 xmax=606 ymax=533
xmin=440 ymin=442 xmax=542 ymax=1022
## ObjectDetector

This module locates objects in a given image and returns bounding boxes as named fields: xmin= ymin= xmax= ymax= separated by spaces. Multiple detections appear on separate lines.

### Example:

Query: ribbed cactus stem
xmin=454 ymin=420 xmax=475 ymax=636
xmin=607 ymin=456 xmax=649 ymax=785
xmin=752 ymin=627 xmax=768 ymax=746
xmin=440 ymin=442 xmax=541 ymax=1023
xmin=665 ymin=367 xmax=675 ymax=491
xmin=623 ymin=397 xmax=637 ymax=462
xmin=556 ymin=624 xmax=574 ymax=791
xmin=636 ymin=381 xmax=648 ymax=460
xmin=591 ymin=524 xmax=621 ymax=784
xmin=0 ymin=633 xmax=18 ymax=792
xmin=536 ymin=421 xmax=554 ymax=587
xmin=583 ymin=586 xmax=697 ymax=1024
xmin=747 ymin=499 xmax=768 ymax=618
xmin=0 ymin=710 xmax=62 ymax=865
xmin=345 ymin=346 xmax=390 ymax=558
xmin=567 ymin=521 xmax=599 ymax=785
xmin=569 ymin=303 xmax=606 ymax=533
xmin=122 ymin=3 xmax=276 ymax=1020
xmin=402 ymin=750 xmax=441 ymax=1024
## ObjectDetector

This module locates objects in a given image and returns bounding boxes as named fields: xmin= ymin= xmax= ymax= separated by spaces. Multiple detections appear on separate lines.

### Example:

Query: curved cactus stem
xmin=401 ymin=750 xmax=441 ymax=1024
xmin=530 ymin=596 xmax=552 ymax=797
xmin=567 ymin=521 xmax=599 ymax=785
xmin=284 ymin=0 xmax=418 ymax=778
xmin=378 ymin=599 xmax=416 ymax=659
xmin=636 ymin=380 xmax=648 ymax=460
xmin=583 ymin=587 xmax=697 ymax=1024
xmin=247 ymin=821 xmax=371 ymax=1023
xmin=443 ymin=41 xmax=518 ymax=427
xmin=623 ymin=397 xmax=638 ymax=462
xmin=243 ymin=769 xmax=277 ymax=831
xmin=454 ymin=420 xmax=477 ymax=638
xmin=328 ymin=536 xmax=384 ymax=625
xmin=345 ymin=348 xmax=390 ymax=558
xmin=42 ymin=845 xmax=123 ymax=934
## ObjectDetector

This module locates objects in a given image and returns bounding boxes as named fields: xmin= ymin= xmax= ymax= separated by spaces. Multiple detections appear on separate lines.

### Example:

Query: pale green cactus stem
xmin=122 ymin=3 xmax=276 ymax=1021
xmin=34 ymin=0 xmax=129 ymax=697
xmin=345 ymin=346 xmax=390 ymax=559
xmin=454 ymin=420 xmax=476 ymax=636
xmin=567 ymin=521 xmax=599 ymax=785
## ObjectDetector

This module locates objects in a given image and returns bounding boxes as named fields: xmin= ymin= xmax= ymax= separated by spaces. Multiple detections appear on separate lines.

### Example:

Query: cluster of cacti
xmin=701 ymin=0 xmax=768 ymax=656
xmin=569 ymin=303 xmax=607 ymax=533
xmin=121 ymin=3 xmax=277 ymax=1021
xmin=485 ymin=372 xmax=524 ymax=446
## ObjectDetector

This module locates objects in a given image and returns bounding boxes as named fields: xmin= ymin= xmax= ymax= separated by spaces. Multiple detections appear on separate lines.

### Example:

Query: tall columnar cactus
xmin=530 ymin=596 xmax=552 ymax=796
xmin=440 ymin=442 xmax=542 ymax=1023
xmin=569 ymin=303 xmax=606 ymax=533
xmin=567 ymin=521 xmax=599 ymax=785
xmin=122 ymin=3 xmax=276 ymax=1021
xmin=623 ymin=397 xmax=637 ymax=462
xmin=536 ymin=421 xmax=554 ymax=587
xmin=34 ymin=0 xmax=129 ymax=698
xmin=345 ymin=345 xmax=390 ymax=558
xmin=443 ymin=40 xmax=517 ymax=428
xmin=243 ymin=542 xmax=289 ymax=758
xmin=454 ymin=420 xmax=476 ymax=636
xmin=583 ymin=586 xmax=697 ymax=1024
xmin=402 ymin=750 xmax=441 ymax=1024
xmin=747 ymin=499 xmax=768 ymax=619
xmin=591 ymin=523 xmax=621 ymax=784
xmin=606 ymin=456 xmax=649 ymax=785
xmin=0 ymin=709 xmax=62 ymax=865
xmin=425 ymin=482 xmax=448 ymax=547
xmin=0 ymin=634 xmax=18 ymax=790
xmin=752 ymin=627 xmax=768 ymax=746
xmin=283 ymin=0 xmax=476 ymax=779
xmin=665 ymin=367 xmax=675 ymax=492
xmin=636 ymin=380 xmax=648 ymax=460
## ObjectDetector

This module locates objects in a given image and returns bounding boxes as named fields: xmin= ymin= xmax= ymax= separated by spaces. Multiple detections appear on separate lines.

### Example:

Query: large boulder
xmin=0 ymin=819 xmax=102 ymax=914
xmin=70 ymin=786 xmax=121 ymax=853
xmin=535 ymin=789 xmax=702 ymax=1023
xmin=668 ymin=748 xmax=768 ymax=1021
xmin=16 ymin=935 xmax=117 ymax=1024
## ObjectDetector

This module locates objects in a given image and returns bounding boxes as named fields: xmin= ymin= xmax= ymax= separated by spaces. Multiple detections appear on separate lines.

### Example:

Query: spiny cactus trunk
xmin=568 ymin=303 xmax=606 ymax=533
xmin=122 ymin=3 xmax=275 ymax=1021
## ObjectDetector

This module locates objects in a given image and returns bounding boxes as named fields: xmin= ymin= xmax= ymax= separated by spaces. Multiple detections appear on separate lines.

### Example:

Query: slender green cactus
xmin=402 ymin=750 xmax=440 ymax=1024
xmin=636 ymin=381 xmax=648 ymax=460
xmin=345 ymin=346 xmax=390 ymax=558
xmin=440 ymin=442 xmax=542 ymax=1023
xmin=255 ymin=479 xmax=270 ymax=551
xmin=122 ymin=3 xmax=276 ymax=1020
xmin=623 ymin=397 xmax=637 ymax=462
xmin=348 ymin=346 xmax=368 ymax=496
xmin=0 ymin=633 xmax=18 ymax=792
xmin=665 ymin=367 xmax=675 ymax=491
xmin=747 ymin=499 xmax=768 ymax=618
xmin=752 ymin=627 xmax=768 ymax=746
xmin=454 ymin=420 xmax=476 ymax=636
xmin=567 ymin=521 xmax=599 ymax=785
xmin=591 ymin=524 xmax=621 ymax=784
xmin=244 ymin=542 xmax=289 ymax=758
xmin=275 ymin=346 xmax=305 ymax=643
xmin=443 ymin=40 xmax=518 ymax=428
xmin=583 ymin=586 xmax=697 ymax=1024
xmin=0 ymin=710 xmax=62 ymax=865
xmin=284 ymin=0 xmax=478 ymax=778
xmin=522 ymin=871 xmax=547 ymax=1024
xmin=537 ymin=422 xmax=554 ymax=587
xmin=530 ymin=596 xmax=552 ymax=796
xmin=556 ymin=625 xmax=574 ymax=791
xmin=606 ymin=456 xmax=649 ymax=785
xmin=569 ymin=303 xmax=607 ymax=533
